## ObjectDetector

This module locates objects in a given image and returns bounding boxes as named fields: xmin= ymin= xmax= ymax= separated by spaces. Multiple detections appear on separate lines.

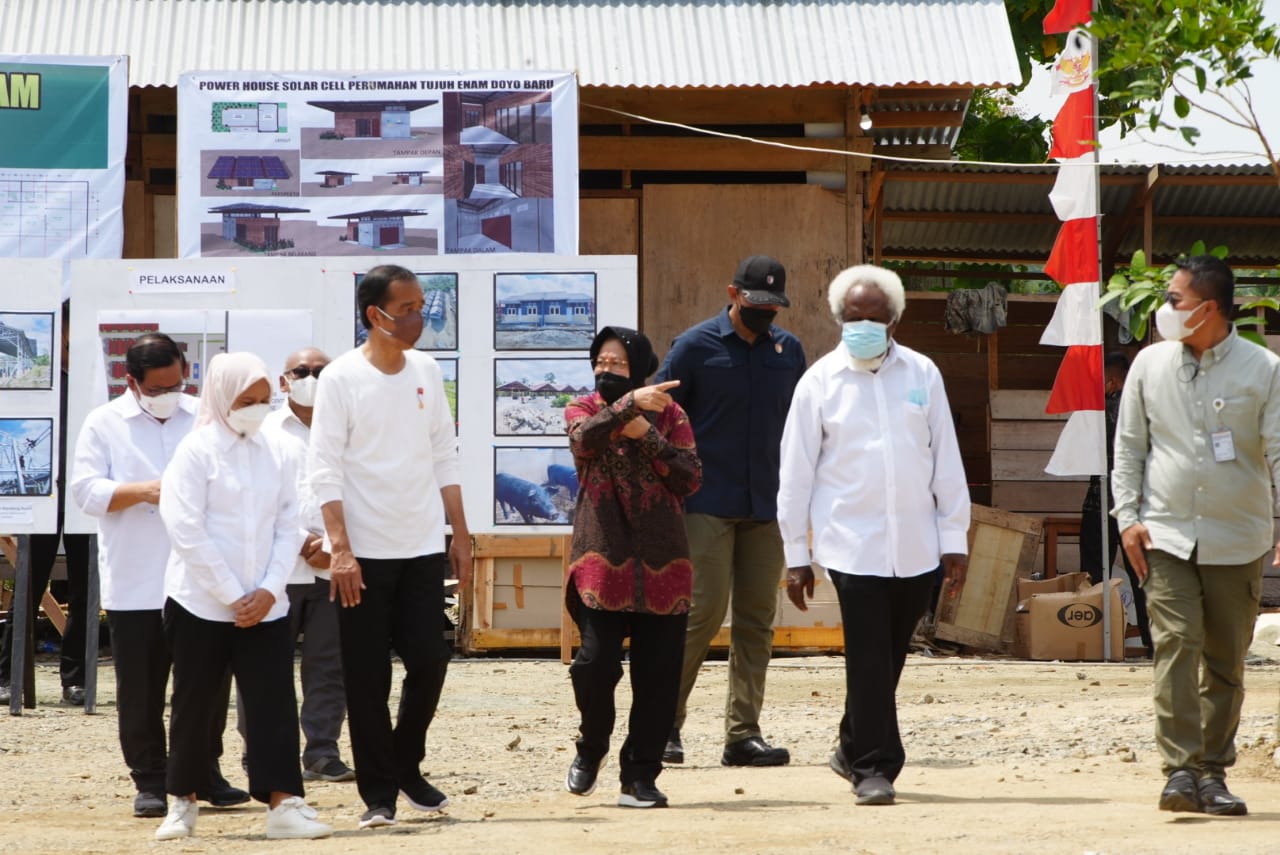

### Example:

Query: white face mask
xmin=137 ymin=390 xmax=181 ymax=421
xmin=288 ymin=375 xmax=318 ymax=408
xmin=1155 ymin=301 xmax=1207 ymax=342
xmin=226 ymin=403 xmax=271 ymax=438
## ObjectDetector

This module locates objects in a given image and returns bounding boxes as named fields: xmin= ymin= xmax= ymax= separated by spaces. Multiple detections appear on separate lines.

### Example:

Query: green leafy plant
xmin=1099 ymin=241 xmax=1279 ymax=346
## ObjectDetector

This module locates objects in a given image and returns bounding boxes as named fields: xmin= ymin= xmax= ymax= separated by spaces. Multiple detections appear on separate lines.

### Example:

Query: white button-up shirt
xmin=262 ymin=404 xmax=327 ymax=584
xmin=70 ymin=393 xmax=198 ymax=611
xmin=159 ymin=422 xmax=303 ymax=623
xmin=777 ymin=342 xmax=971 ymax=577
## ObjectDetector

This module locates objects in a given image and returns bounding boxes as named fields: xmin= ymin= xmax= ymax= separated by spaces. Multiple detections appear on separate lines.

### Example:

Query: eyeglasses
xmin=287 ymin=365 xmax=325 ymax=380
xmin=1162 ymin=292 xmax=1204 ymax=307
xmin=140 ymin=382 xmax=184 ymax=396
xmin=593 ymin=357 xmax=629 ymax=371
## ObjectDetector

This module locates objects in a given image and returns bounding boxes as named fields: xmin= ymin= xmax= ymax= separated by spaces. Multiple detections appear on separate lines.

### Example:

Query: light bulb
xmin=859 ymin=106 xmax=873 ymax=132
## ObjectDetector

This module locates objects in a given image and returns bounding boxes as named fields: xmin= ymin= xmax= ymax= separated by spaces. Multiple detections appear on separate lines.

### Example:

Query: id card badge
xmin=1212 ymin=429 xmax=1236 ymax=462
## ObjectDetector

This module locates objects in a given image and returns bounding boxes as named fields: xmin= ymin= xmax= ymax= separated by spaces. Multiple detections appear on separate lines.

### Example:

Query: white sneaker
xmin=266 ymin=796 xmax=333 ymax=840
xmin=155 ymin=796 xmax=197 ymax=841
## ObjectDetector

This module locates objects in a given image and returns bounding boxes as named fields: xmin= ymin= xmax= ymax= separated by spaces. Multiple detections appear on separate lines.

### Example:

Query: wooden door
xmin=482 ymin=215 xmax=512 ymax=248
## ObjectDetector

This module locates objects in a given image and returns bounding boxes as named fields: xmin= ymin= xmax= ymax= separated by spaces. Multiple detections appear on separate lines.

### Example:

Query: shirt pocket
xmin=901 ymin=401 xmax=932 ymax=449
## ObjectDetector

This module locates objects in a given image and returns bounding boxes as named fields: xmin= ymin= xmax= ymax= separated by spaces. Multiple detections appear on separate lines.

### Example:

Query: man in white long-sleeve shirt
xmin=308 ymin=265 xmax=472 ymax=830
xmin=70 ymin=333 xmax=248 ymax=818
xmin=778 ymin=265 xmax=970 ymax=807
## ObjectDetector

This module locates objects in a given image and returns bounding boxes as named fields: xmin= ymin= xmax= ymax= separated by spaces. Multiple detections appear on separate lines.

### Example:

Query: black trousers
xmin=163 ymin=599 xmax=301 ymax=803
xmin=339 ymin=554 xmax=451 ymax=810
xmin=0 ymin=532 xmax=91 ymax=686
xmin=570 ymin=605 xmax=687 ymax=785
xmin=108 ymin=609 xmax=233 ymax=796
xmin=1081 ymin=478 xmax=1152 ymax=649
xmin=832 ymin=569 xmax=939 ymax=785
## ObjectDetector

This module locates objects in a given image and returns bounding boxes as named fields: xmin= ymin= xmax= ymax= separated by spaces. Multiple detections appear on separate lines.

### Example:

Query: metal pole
xmin=1089 ymin=14 xmax=1114 ymax=661
xmin=9 ymin=534 xmax=32 ymax=714
xmin=83 ymin=534 xmax=99 ymax=714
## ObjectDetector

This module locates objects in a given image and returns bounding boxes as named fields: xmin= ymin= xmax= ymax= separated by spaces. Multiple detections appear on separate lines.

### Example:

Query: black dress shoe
xmin=62 ymin=685 xmax=86 ymax=706
xmin=565 ymin=754 xmax=604 ymax=796
xmin=200 ymin=783 xmax=250 ymax=807
xmin=662 ymin=729 xmax=684 ymax=765
xmin=1198 ymin=777 xmax=1247 ymax=816
xmin=1158 ymin=768 xmax=1201 ymax=813
xmin=854 ymin=775 xmax=896 ymax=806
xmin=721 ymin=736 xmax=790 ymax=767
xmin=133 ymin=791 xmax=167 ymax=818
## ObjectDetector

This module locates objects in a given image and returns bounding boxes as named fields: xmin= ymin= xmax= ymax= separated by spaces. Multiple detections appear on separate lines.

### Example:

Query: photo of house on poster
xmin=494 ymin=357 xmax=593 ymax=437
xmin=493 ymin=446 xmax=575 ymax=526
xmin=177 ymin=71 xmax=577 ymax=258
xmin=94 ymin=308 xmax=311 ymax=403
xmin=0 ymin=418 xmax=53 ymax=497
xmin=353 ymin=271 xmax=458 ymax=350
xmin=0 ymin=312 xmax=55 ymax=390
xmin=494 ymin=272 xmax=596 ymax=350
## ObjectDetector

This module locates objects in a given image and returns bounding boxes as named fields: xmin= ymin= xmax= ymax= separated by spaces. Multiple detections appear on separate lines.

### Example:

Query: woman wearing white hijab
xmin=155 ymin=352 xmax=331 ymax=841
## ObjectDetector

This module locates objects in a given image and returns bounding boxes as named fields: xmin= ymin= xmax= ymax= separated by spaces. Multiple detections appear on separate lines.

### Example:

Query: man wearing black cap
xmin=655 ymin=255 xmax=806 ymax=767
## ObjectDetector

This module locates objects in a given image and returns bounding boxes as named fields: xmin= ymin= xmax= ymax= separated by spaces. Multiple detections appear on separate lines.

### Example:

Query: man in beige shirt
xmin=1113 ymin=255 xmax=1280 ymax=818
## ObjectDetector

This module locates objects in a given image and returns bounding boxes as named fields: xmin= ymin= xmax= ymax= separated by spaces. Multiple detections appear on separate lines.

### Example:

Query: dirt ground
xmin=4 ymin=653 xmax=1280 ymax=854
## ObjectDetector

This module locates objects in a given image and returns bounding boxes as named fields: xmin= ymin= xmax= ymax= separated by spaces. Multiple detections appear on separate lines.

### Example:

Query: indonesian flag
xmin=1046 ymin=344 xmax=1103 ymax=414
xmin=1048 ymin=155 xmax=1097 ymax=221
xmin=1045 ymin=217 xmax=1098 ymax=286
xmin=1040 ymin=281 xmax=1101 ymax=347
xmin=1045 ymin=410 xmax=1107 ymax=475
xmin=1050 ymin=30 xmax=1093 ymax=97
xmin=1043 ymin=0 xmax=1091 ymax=33
xmin=1050 ymin=89 xmax=1095 ymax=159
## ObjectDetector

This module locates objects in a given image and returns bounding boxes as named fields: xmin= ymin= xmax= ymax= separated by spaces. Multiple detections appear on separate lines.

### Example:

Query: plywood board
xmin=935 ymin=505 xmax=1042 ymax=651
xmin=580 ymin=197 xmax=638 ymax=257
xmin=642 ymin=184 xmax=849 ymax=363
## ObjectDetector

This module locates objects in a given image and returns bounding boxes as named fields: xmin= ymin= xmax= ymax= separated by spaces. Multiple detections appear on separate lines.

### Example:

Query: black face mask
xmin=595 ymin=372 xmax=632 ymax=405
xmin=738 ymin=305 xmax=775 ymax=335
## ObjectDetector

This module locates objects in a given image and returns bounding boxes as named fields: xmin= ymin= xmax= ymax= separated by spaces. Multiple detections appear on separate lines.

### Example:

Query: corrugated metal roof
xmin=0 ymin=0 xmax=1021 ymax=89
xmin=878 ymin=163 xmax=1280 ymax=264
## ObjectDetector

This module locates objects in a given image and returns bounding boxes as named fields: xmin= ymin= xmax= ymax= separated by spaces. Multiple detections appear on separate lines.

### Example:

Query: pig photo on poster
xmin=493 ymin=446 xmax=575 ymax=526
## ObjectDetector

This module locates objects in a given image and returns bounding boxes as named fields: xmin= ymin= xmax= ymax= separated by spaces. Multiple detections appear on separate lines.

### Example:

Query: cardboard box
xmin=1027 ymin=579 xmax=1125 ymax=661
xmin=1010 ymin=573 xmax=1090 ymax=658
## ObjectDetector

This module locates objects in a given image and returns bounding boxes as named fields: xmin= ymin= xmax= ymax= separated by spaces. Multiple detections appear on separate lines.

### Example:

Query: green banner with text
xmin=0 ymin=63 xmax=109 ymax=168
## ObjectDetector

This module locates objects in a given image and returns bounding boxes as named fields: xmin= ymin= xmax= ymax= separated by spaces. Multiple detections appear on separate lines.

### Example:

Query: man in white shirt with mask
xmin=777 ymin=265 xmax=969 ymax=807
xmin=71 ymin=333 xmax=248 ymax=818
xmin=257 ymin=346 xmax=354 ymax=784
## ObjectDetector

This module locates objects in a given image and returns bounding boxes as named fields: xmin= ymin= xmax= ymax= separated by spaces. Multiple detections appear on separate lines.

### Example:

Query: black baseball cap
xmin=732 ymin=255 xmax=790 ymax=307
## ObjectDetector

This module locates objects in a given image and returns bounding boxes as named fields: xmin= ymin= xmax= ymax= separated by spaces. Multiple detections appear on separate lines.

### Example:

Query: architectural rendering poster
xmin=0 ymin=55 xmax=128 ymax=260
xmin=177 ymin=71 xmax=578 ymax=258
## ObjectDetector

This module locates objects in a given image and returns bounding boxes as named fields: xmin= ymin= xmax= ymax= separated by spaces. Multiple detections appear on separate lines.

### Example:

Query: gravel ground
xmin=3 ymin=653 xmax=1280 ymax=854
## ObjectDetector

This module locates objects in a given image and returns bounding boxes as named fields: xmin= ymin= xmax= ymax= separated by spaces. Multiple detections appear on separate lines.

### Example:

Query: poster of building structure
xmin=178 ymin=72 xmax=577 ymax=258
xmin=0 ymin=311 xmax=54 ymax=389
xmin=0 ymin=55 xmax=128 ymax=260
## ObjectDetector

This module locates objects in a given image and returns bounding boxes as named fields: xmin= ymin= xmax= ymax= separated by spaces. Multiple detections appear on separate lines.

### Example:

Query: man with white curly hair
xmin=778 ymin=264 xmax=969 ymax=806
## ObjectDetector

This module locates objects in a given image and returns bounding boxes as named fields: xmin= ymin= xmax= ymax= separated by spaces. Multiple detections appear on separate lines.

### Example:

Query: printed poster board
xmin=0 ymin=55 xmax=128 ymax=261
xmin=177 ymin=71 xmax=578 ymax=258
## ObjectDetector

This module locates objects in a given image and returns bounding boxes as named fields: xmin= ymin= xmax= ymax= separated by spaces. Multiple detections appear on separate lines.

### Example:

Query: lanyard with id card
xmin=1211 ymin=398 xmax=1236 ymax=462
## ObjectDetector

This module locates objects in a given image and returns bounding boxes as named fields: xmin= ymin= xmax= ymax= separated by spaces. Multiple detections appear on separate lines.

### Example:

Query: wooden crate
xmin=934 ymin=504 xmax=1042 ymax=652
xmin=461 ymin=534 xmax=847 ymax=659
